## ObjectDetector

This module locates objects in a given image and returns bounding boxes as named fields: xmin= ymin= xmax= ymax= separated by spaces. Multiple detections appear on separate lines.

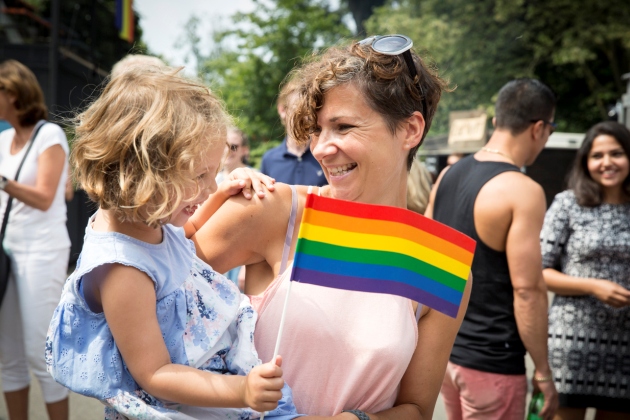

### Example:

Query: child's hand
xmin=223 ymin=168 xmax=275 ymax=200
xmin=242 ymin=355 xmax=284 ymax=412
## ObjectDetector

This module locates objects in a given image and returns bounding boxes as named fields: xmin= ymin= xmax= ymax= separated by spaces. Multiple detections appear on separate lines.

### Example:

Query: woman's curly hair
xmin=71 ymin=66 xmax=231 ymax=227
xmin=288 ymin=38 xmax=449 ymax=170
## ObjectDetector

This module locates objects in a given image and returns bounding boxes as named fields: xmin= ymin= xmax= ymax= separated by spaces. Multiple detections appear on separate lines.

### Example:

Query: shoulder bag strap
xmin=0 ymin=121 xmax=48 ymax=237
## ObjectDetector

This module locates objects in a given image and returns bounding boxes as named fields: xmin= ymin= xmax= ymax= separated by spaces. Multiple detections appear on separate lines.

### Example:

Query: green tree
xmin=366 ymin=0 xmax=630 ymax=133
xmin=200 ymin=0 xmax=352 ymax=147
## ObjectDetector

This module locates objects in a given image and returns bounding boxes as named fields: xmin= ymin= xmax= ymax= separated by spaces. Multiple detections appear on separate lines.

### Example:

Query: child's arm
xmin=95 ymin=263 xmax=284 ymax=411
xmin=184 ymin=169 xmax=275 ymax=238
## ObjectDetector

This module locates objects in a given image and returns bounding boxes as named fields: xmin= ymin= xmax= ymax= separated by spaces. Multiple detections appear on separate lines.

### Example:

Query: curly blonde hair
xmin=71 ymin=66 xmax=231 ymax=227
xmin=288 ymin=38 xmax=449 ymax=170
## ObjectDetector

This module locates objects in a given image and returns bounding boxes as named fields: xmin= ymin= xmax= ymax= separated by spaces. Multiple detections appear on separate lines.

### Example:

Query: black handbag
xmin=0 ymin=121 xmax=47 ymax=306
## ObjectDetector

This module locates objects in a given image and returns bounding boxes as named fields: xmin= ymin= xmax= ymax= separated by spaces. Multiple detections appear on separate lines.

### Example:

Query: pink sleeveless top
xmin=250 ymin=186 xmax=419 ymax=415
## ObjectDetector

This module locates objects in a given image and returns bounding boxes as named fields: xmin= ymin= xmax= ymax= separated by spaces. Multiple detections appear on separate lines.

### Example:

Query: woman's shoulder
xmin=551 ymin=189 xmax=578 ymax=208
xmin=226 ymin=182 xmax=296 ymax=218
xmin=36 ymin=122 xmax=69 ymax=153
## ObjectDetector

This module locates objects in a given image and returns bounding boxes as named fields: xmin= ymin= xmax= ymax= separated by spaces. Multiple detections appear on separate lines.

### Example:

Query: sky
xmin=134 ymin=0 xmax=256 ymax=69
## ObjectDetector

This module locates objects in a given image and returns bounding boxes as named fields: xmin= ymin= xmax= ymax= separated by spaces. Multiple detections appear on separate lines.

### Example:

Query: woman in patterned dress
xmin=540 ymin=121 xmax=630 ymax=419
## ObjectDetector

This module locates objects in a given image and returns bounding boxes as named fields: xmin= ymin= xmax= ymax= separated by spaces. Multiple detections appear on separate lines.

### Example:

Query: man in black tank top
xmin=425 ymin=79 xmax=559 ymax=420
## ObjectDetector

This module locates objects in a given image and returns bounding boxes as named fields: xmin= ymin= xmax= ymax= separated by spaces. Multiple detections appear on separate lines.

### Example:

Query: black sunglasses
xmin=530 ymin=119 xmax=557 ymax=134
xmin=358 ymin=34 xmax=427 ymax=118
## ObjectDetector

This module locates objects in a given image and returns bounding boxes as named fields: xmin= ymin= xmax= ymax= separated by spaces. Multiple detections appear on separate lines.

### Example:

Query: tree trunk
xmin=346 ymin=0 xmax=387 ymax=36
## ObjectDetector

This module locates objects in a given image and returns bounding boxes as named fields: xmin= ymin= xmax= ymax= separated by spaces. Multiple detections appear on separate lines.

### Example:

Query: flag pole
xmin=260 ymin=279 xmax=293 ymax=420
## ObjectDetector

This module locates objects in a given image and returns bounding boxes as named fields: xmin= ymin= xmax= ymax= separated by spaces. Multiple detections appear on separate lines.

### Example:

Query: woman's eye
xmin=197 ymin=172 xmax=207 ymax=180
xmin=338 ymin=124 xmax=353 ymax=131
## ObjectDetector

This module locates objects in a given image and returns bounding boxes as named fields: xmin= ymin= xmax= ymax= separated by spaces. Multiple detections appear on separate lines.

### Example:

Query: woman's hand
xmin=242 ymin=356 xmax=284 ymax=412
xmin=224 ymin=168 xmax=275 ymax=200
xmin=590 ymin=279 xmax=630 ymax=308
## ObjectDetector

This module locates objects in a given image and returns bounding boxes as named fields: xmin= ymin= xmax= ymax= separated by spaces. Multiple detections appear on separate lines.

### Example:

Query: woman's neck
xmin=601 ymin=185 xmax=630 ymax=205
xmin=93 ymin=209 xmax=163 ymax=244
xmin=11 ymin=123 xmax=35 ymax=151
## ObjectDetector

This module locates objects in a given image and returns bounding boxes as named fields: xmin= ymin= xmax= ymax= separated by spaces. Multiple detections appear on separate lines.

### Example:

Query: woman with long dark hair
xmin=540 ymin=121 xmax=630 ymax=419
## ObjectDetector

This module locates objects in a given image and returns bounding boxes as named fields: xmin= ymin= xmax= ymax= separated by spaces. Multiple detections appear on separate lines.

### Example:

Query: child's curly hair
xmin=72 ymin=66 xmax=231 ymax=227
xmin=288 ymin=38 xmax=449 ymax=170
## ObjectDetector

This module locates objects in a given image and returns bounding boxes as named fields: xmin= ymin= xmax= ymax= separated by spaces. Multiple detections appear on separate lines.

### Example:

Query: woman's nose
xmin=311 ymin=131 xmax=336 ymax=159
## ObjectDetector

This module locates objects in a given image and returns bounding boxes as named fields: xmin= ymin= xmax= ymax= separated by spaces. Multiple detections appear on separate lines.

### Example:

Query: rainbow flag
xmin=290 ymin=194 xmax=476 ymax=318
xmin=115 ymin=0 xmax=134 ymax=43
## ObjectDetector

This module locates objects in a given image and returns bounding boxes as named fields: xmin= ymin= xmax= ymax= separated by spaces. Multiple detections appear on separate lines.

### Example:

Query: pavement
xmin=0 ymin=357 xmax=595 ymax=419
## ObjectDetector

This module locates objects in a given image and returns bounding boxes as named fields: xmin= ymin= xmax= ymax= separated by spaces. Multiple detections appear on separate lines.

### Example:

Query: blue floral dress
xmin=46 ymin=216 xmax=300 ymax=419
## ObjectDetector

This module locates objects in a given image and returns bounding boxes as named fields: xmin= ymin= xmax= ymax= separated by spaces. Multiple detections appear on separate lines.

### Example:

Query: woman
xmin=216 ymin=127 xmax=252 ymax=184
xmin=189 ymin=35 xmax=471 ymax=418
xmin=0 ymin=59 xmax=71 ymax=419
xmin=540 ymin=121 xmax=630 ymax=419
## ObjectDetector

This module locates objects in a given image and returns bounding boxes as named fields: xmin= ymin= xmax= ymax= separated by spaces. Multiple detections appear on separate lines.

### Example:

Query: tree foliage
xmin=199 ymin=0 xmax=351 ymax=145
xmin=366 ymin=0 xmax=630 ymax=133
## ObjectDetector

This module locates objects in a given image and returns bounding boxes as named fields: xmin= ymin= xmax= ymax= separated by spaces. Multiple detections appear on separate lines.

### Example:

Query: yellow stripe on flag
xmin=298 ymin=223 xmax=471 ymax=280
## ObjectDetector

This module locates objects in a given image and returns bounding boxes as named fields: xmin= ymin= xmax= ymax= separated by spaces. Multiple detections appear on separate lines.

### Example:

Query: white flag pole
xmin=260 ymin=279 xmax=293 ymax=420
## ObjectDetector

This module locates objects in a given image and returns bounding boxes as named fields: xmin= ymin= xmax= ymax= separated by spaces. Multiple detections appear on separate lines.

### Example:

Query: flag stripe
xmin=115 ymin=0 xmax=122 ymax=30
xmin=292 ymin=266 xmax=460 ymax=318
xmin=303 ymin=207 xmax=473 ymax=265
xmin=306 ymin=194 xmax=476 ymax=254
xmin=118 ymin=0 xmax=134 ymax=42
xmin=299 ymin=223 xmax=470 ymax=279
xmin=298 ymin=239 xmax=467 ymax=292
xmin=293 ymin=252 xmax=464 ymax=305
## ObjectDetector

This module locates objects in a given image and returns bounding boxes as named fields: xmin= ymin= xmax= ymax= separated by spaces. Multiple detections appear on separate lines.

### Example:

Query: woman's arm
xmin=92 ymin=263 xmax=284 ymax=411
xmin=2 ymin=144 xmax=65 ymax=211
xmin=184 ymin=169 xmax=276 ymax=238
xmin=191 ymin=183 xmax=293 ymax=276
xmin=543 ymin=268 xmax=630 ymax=308
xmin=377 ymin=273 xmax=472 ymax=420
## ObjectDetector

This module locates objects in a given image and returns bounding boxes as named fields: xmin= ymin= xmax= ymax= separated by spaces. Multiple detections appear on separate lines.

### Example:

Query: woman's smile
xmin=312 ymin=83 xmax=409 ymax=206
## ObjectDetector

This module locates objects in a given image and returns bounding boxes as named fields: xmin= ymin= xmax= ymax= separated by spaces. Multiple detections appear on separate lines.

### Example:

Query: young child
xmin=45 ymin=66 xmax=300 ymax=420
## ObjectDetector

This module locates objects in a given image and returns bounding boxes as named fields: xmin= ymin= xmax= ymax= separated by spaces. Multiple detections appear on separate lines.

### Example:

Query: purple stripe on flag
xmin=292 ymin=267 xmax=460 ymax=318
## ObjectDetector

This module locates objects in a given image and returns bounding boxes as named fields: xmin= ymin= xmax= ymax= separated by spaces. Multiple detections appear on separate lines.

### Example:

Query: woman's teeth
xmin=329 ymin=163 xmax=357 ymax=176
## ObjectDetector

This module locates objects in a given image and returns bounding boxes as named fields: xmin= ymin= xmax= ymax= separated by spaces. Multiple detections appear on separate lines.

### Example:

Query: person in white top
xmin=0 ymin=59 xmax=70 ymax=420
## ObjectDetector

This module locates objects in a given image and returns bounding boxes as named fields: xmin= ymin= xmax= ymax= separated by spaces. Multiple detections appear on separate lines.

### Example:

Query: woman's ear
xmin=403 ymin=111 xmax=425 ymax=150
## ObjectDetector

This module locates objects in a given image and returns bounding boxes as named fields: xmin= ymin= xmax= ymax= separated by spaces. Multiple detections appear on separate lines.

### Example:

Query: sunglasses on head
xmin=358 ymin=34 xmax=427 ymax=118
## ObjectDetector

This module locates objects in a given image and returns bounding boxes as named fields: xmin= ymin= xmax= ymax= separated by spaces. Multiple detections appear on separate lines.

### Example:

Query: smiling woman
xmin=188 ymin=35 xmax=471 ymax=419
xmin=540 ymin=121 xmax=630 ymax=417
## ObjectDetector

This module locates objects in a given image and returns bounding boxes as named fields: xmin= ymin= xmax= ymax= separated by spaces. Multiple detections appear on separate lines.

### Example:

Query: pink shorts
xmin=441 ymin=361 xmax=527 ymax=420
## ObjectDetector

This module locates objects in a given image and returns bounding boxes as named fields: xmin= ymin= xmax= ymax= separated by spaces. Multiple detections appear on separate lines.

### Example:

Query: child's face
xmin=169 ymin=140 xmax=224 ymax=227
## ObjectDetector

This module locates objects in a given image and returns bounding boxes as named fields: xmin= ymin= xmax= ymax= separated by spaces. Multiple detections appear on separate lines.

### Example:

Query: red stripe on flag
xmin=305 ymin=194 xmax=476 ymax=253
